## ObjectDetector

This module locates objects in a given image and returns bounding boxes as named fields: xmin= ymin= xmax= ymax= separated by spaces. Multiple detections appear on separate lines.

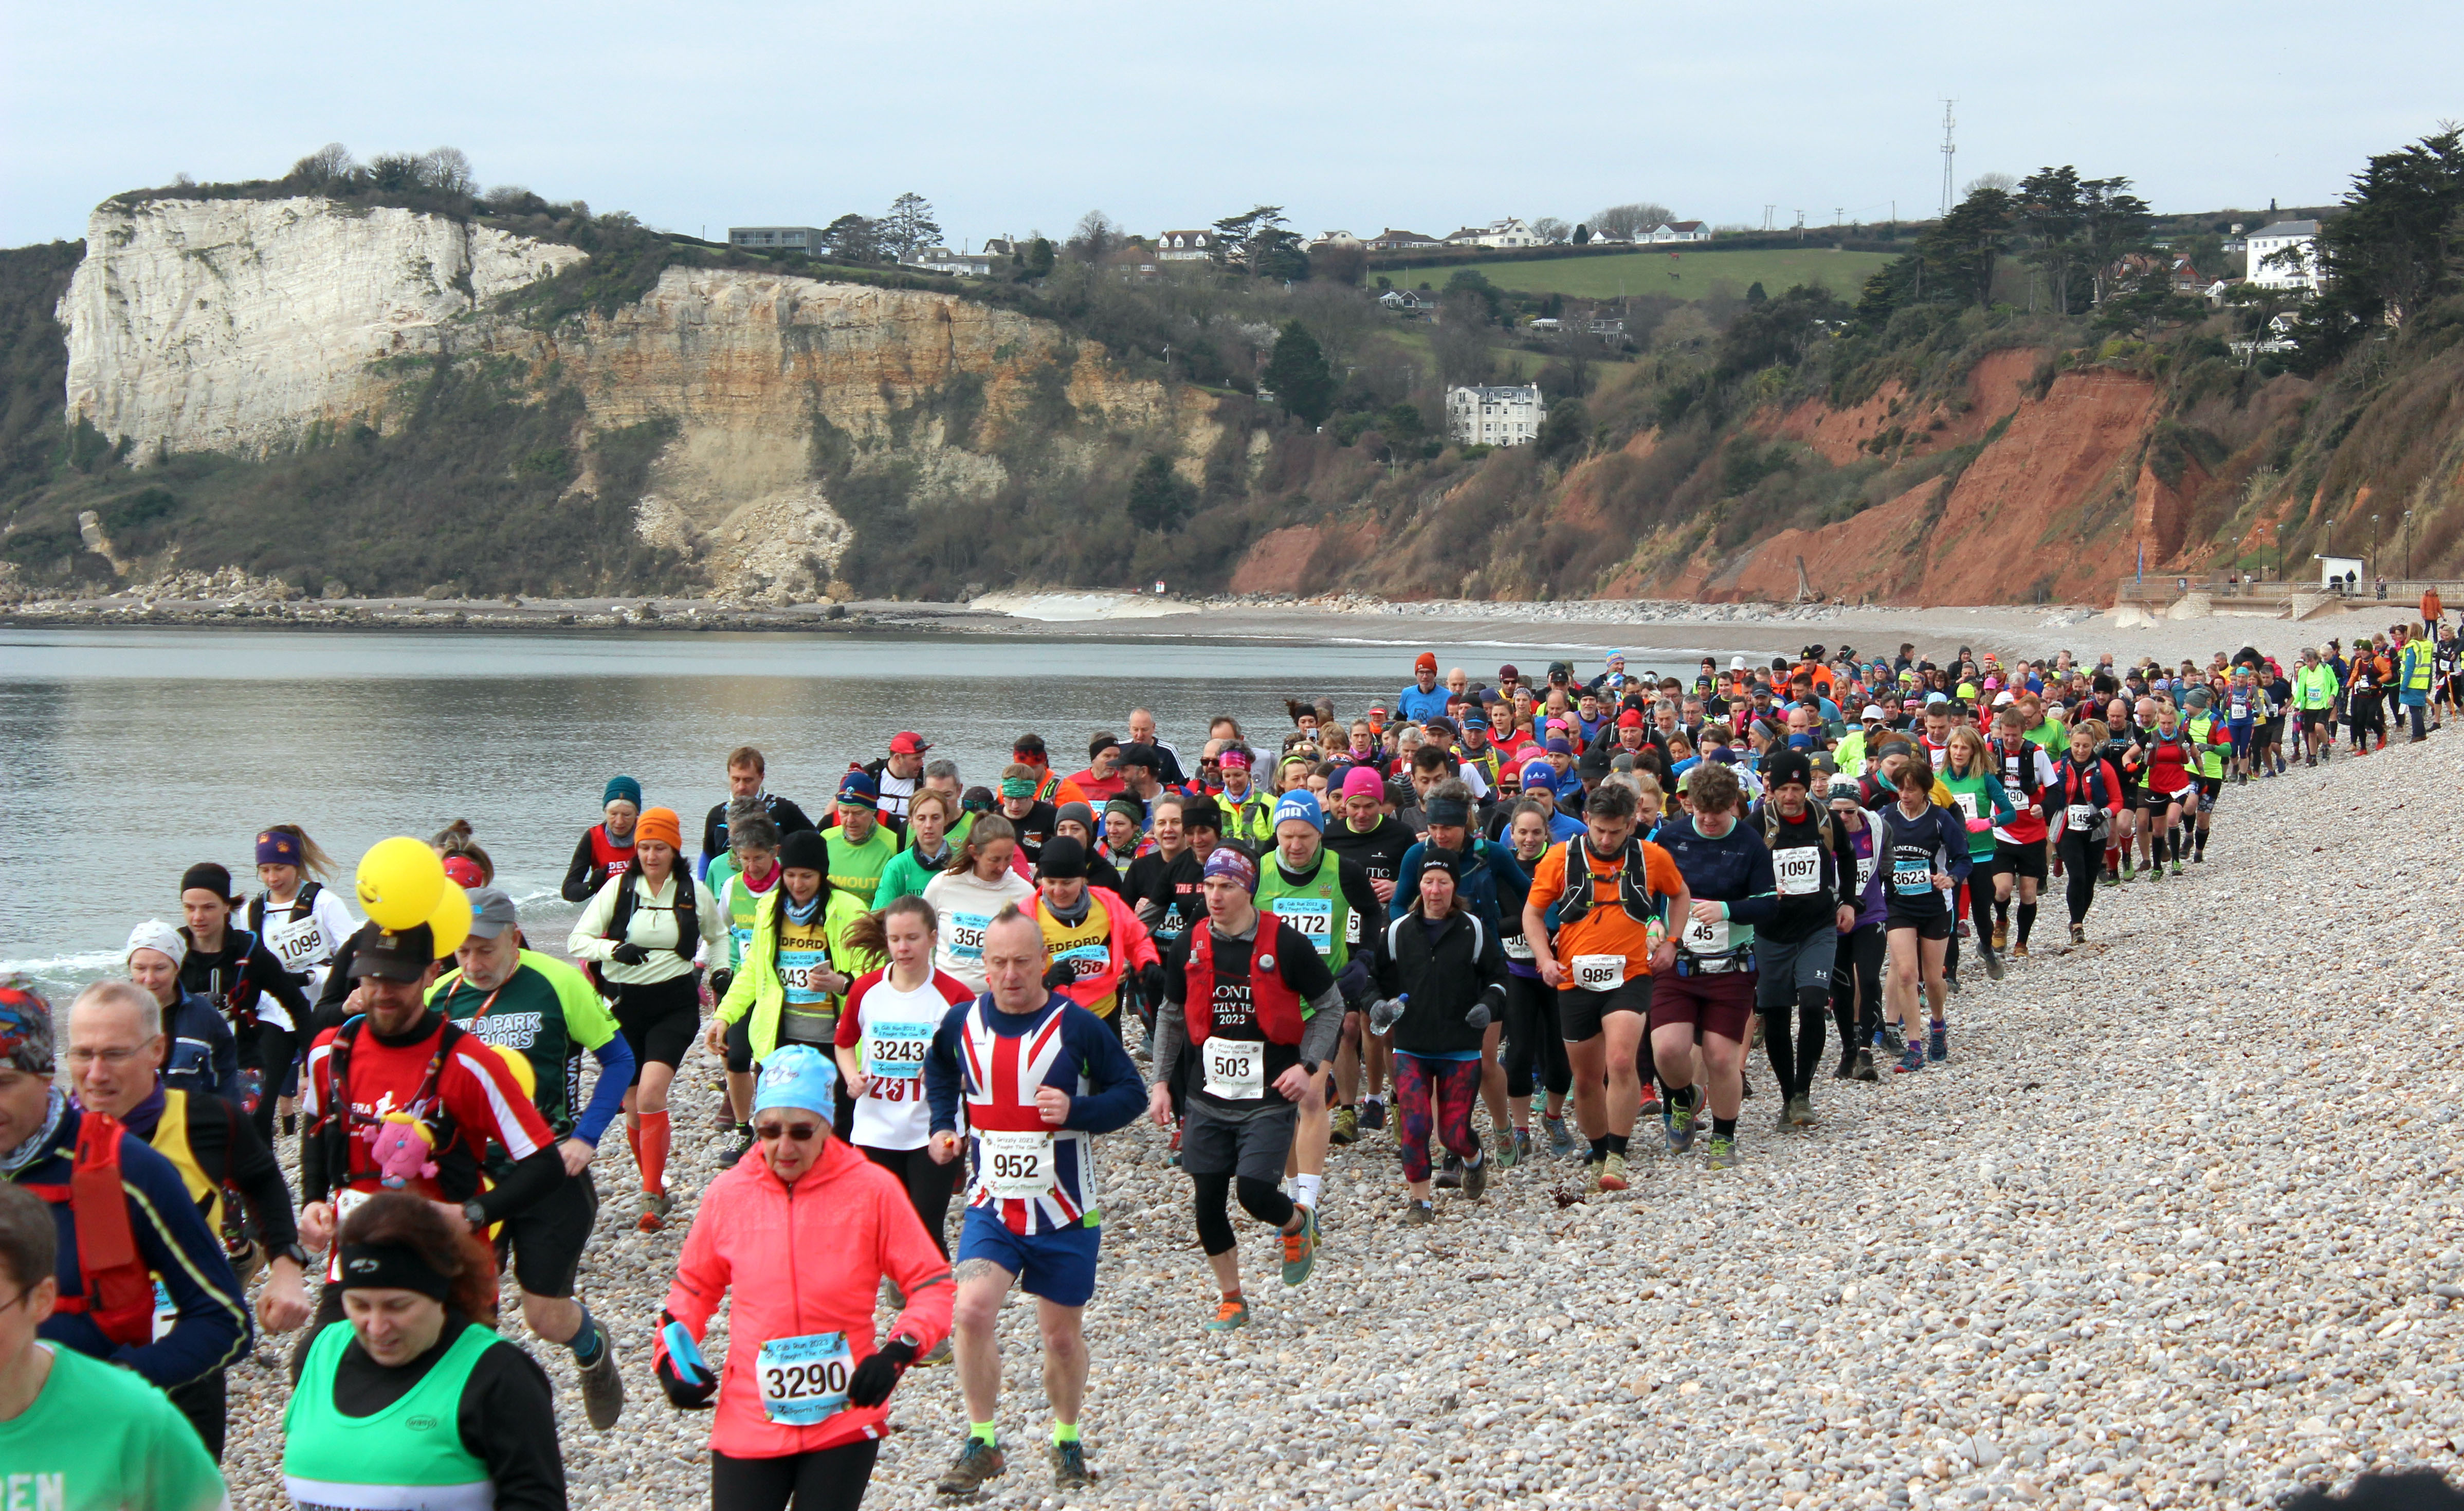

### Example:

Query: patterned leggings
xmin=1394 ymin=1052 xmax=1484 ymax=1183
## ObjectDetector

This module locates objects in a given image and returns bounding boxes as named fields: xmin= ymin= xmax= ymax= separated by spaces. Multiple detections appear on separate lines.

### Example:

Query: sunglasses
xmin=754 ymin=1121 xmax=820 ymax=1142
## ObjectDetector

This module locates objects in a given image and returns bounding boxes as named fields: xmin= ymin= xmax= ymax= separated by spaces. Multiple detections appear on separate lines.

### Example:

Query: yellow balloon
xmin=425 ymin=879 xmax=471 ymax=957
xmin=358 ymin=837 xmax=445 ymax=930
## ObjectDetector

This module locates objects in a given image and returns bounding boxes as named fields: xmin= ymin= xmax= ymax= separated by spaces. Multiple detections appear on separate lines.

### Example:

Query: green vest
xmin=718 ymin=870 xmax=780 ymax=968
xmin=826 ymin=824 xmax=901 ymax=902
xmin=284 ymin=1319 xmax=495 ymax=1510
xmin=1254 ymin=849 xmax=1353 ymax=970
xmin=1219 ymin=789 xmax=1276 ymax=848
xmin=1939 ymin=770 xmax=2001 ymax=858
xmin=2187 ymin=714 xmax=2226 ymax=777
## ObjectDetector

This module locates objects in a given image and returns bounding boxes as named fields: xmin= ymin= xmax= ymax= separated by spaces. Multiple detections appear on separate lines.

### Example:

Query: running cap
xmin=1925 ymin=691 xmax=1950 ymax=707
xmin=1731 ymin=656 xmax=1748 ymax=670
xmin=1272 ymin=790 xmax=1326 ymax=832
xmin=1861 ymin=704 xmax=1886 ymax=721
xmin=1202 ymin=847 xmax=1257 ymax=893
xmin=1036 ymin=835 xmax=1089 ymax=881
xmin=125 ymin=919 xmax=187 ymax=969
xmin=1498 ymin=663 xmax=1519 ymax=680
xmin=179 ymin=862 xmax=238 ymax=903
xmin=889 ymin=732 xmax=932 ymax=755
xmin=464 ymin=886 xmax=520 ymax=940
xmin=1993 ymin=690 xmax=2017 ymax=706
xmin=752 ymin=1044 xmax=838 ymax=1119
xmin=837 ymin=770 xmax=880 ymax=809
xmin=1340 ymin=767 xmax=1384 ymax=800
xmin=1462 ymin=713 xmax=1488 ymax=731
xmin=346 ymin=920 xmax=437 ymax=982
xmin=255 ymin=830 xmax=301 ymax=867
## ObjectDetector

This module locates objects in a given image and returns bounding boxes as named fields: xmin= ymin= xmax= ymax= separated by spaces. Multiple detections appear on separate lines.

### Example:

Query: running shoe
xmin=1893 ymin=1044 xmax=1926 ymax=1074
xmin=1786 ymin=1093 xmax=1817 ymax=1127
xmin=1981 ymin=945 xmax=2005 ymax=982
xmin=1639 ymin=1084 xmax=1664 ymax=1118
xmin=1833 ymin=1053 xmax=1855 ymax=1081
xmin=1928 ymin=1022 xmax=1948 ymax=1062
xmin=937 ymin=1440 xmax=1007 ymax=1495
xmin=2191 ymin=850 xmax=2204 ymax=865
xmin=1773 ymin=1103 xmax=1794 ymax=1133
xmin=1503 ymin=1127 xmax=1531 ymax=1167
xmin=2171 ymin=860 xmax=2184 ymax=876
xmin=1584 ymin=1160 xmax=1607 ymax=1194
xmin=1330 ymin=1105 xmax=1359 ymax=1145
xmin=1991 ymin=922 xmax=2009 ymax=952
xmin=576 ymin=1333 xmax=625 ymax=1429
xmin=2100 ymin=869 xmax=2118 ymax=887
xmin=1598 ymin=1151 xmax=1629 ymax=1190
xmin=720 ymin=1135 xmax=755 ymax=1169
xmin=1544 ymin=1115 xmax=1575 ymax=1155
xmin=1945 ymin=972 xmax=1962 ymax=995
xmin=1205 ymin=1297 xmax=1251 ymax=1332
xmin=2011 ymin=941 xmax=2029 ymax=960
xmin=1705 ymin=1135 xmax=1739 ymax=1171
xmin=636 ymin=1191 xmax=672 ymax=1233
xmin=1664 ymin=1101 xmax=1698 ymax=1155
xmin=1401 ymin=1199 xmax=1436 ymax=1224
xmin=1880 ymin=1025 xmax=1905 ymax=1054
xmin=920 ymin=1335 xmax=953 ymax=1367
xmin=1280 ymin=1207 xmax=1319 ymax=1287
xmin=1463 ymin=1153 xmax=1489 ymax=1201
xmin=1050 ymin=1440 xmax=1094 ymax=1492
xmin=1435 ymin=1154 xmax=1465 ymax=1189
xmin=2070 ymin=923 xmax=2087 ymax=945
xmin=1852 ymin=1049 xmax=1878 ymax=1081
xmin=1360 ymin=1098 xmax=1387 ymax=1132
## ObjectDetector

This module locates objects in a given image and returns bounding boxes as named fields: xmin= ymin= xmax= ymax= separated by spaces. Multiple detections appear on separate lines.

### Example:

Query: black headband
xmin=338 ymin=1241 xmax=452 ymax=1300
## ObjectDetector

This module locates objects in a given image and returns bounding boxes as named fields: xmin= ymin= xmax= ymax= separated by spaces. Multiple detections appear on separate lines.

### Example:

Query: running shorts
xmin=957 ymin=1205 xmax=1101 ymax=1307
xmin=1647 ymin=968 xmax=1756 ymax=1044
xmin=1994 ymin=838 xmax=2048 ymax=883
xmin=2195 ymin=776 xmax=2223 ymax=801
xmin=1179 ymin=1102 xmax=1299 ymax=1183
xmin=1884 ymin=905 xmax=1954 ymax=941
xmin=494 ymin=1166 xmax=596 ymax=1299
xmin=1752 ymin=930 xmax=1836 ymax=1009
xmin=1556 ymin=975 xmax=1654 ymax=1042
xmin=613 ymin=974 xmax=702 ymax=1077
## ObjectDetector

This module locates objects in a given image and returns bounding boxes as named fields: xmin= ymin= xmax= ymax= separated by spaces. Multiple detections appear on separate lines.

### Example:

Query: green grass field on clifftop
xmin=1385 ymin=246 xmax=1896 ymax=301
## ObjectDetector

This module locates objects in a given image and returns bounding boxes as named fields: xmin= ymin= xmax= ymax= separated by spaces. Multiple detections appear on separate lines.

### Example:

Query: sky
xmin=5 ymin=1 xmax=2457 ymax=250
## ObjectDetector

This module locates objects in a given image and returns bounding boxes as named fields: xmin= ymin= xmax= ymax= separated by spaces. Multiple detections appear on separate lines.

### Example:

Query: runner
xmin=1498 ymin=797 xmax=1575 ymax=1158
xmin=1986 ymin=709 xmax=2056 ymax=958
xmin=1069 ymin=733 xmax=1127 ymax=804
xmin=284 ymin=1191 xmax=565 ymax=1509
xmin=1215 ymin=747 xmax=1275 ymax=850
xmin=1370 ymin=849 xmax=1510 ymax=1218
xmin=2140 ymin=703 xmax=2200 ymax=880
xmin=2052 ymin=722 xmax=2127 ymax=944
xmin=1392 ymin=780 xmax=1526 ymax=1176
xmin=1824 ymin=775 xmax=1885 ymax=1081
xmin=1320 ymin=766 xmax=1415 ymax=1136
xmin=1649 ymin=762 xmax=1777 ymax=1170
xmin=563 ymin=774 xmax=642 ymax=901
xmin=0 ymin=1183 xmax=230 ymax=1511
xmin=248 ymin=825 xmax=357 ymax=1005
xmin=873 ymin=788 xmax=959 ymax=907
xmin=1521 ymin=781 xmax=1690 ymax=1193
xmin=713 ymin=826 xmax=872 ymax=1143
xmin=2294 ymin=648 xmax=2340 ymax=766
xmin=1873 ymin=757 xmax=1970 ymax=1072
xmin=1749 ymin=750 xmax=1860 ymax=1132
xmin=655 ymin=1047 xmax=953 ymax=1511
xmin=835 ymin=898 xmax=977 ymax=1267
xmin=1254 ymin=789 xmax=1381 ymax=1189
xmin=701 ymin=747 xmax=818 ymax=879
xmin=1145 ymin=847 xmax=1340 ymax=1330
xmin=432 ymin=886 xmax=633 ymax=1427
xmin=823 ymin=772 xmax=902 ymax=903
xmin=924 ymin=908 xmax=1145 ymax=1495
xmin=921 ymin=815 xmax=1034 ymax=995
xmin=1939 ymin=728 xmax=2016 ymax=981
xmin=567 ymin=805 xmax=726 ymax=1231
xmin=125 ymin=919 xmax=238 ymax=1099
xmin=1011 ymin=734 xmax=1090 ymax=810
xmin=177 ymin=861 xmax=311 ymax=1142
xmin=2181 ymin=689 xmax=2232 ymax=862
xmin=1126 ymin=791 xmax=1207 ymax=958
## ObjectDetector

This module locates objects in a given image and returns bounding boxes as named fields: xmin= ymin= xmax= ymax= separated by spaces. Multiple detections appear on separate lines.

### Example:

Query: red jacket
xmin=662 ymin=1137 xmax=953 ymax=1458
xmin=1038 ymin=885 xmax=1160 ymax=1019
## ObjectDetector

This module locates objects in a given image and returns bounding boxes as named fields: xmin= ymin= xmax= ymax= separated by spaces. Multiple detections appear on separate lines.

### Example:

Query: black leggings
xmin=2058 ymin=832 xmax=2102 ymax=926
xmin=1503 ymin=974 xmax=1571 ymax=1101
xmin=1830 ymin=924 xmax=1884 ymax=1052
xmin=1191 ymin=1171 xmax=1293 ymax=1257
xmin=1761 ymin=986 xmax=1829 ymax=1100
xmin=712 ymin=1439 xmax=883 ymax=1511
xmin=861 ymin=1143 xmax=954 ymax=1259
xmin=167 ymin=1369 xmax=226 ymax=1460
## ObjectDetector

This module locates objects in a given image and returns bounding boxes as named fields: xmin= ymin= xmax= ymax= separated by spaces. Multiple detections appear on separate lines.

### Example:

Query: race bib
xmin=1856 ymin=854 xmax=1877 ymax=891
xmin=757 ymin=1332 xmax=853 ymax=1426
xmin=1271 ymin=898 xmax=1335 ymax=957
xmin=1774 ymin=848 xmax=1822 ymax=897
xmin=2067 ymin=803 xmax=2096 ymax=833
xmin=1049 ymin=942 xmax=1108 ymax=981
xmin=2230 ymin=700 xmax=2249 ymax=720
xmin=946 ymin=912 xmax=991 ymax=965
xmin=1202 ymin=1037 xmax=1267 ymax=1100
xmin=729 ymin=924 xmax=754 ymax=960
xmin=152 ymin=1277 xmax=177 ymax=1342
xmin=864 ymin=1021 xmax=932 ymax=1081
xmin=979 ymin=1128 xmax=1056 ymax=1199
xmin=265 ymin=912 xmax=326 ymax=968
xmin=1681 ymin=916 xmax=1729 ymax=955
xmin=1569 ymin=954 xmax=1626 ymax=992
xmin=779 ymin=945 xmax=830 ymax=1005
xmin=1891 ymin=862 xmax=1932 ymax=897
xmin=1953 ymin=792 xmax=1980 ymax=822
xmin=1503 ymin=933 xmax=1535 ymax=961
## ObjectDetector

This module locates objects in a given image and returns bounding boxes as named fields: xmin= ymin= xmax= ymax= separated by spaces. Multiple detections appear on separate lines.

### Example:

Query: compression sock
xmin=625 ymin=1117 xmax=643 ymax=1172
xmin=638 ymin=1109 xmax=671 ymax=1196
xmin=1994 ymin=898 xmax=2011 ymax=930
xmin=566 ymin=1301 xmax=606 ymax=1365
xmin=2195 ymin=828 xmax=2210 ymax=859
xmin=2016 ymin=903 xmax=2037 ymax=948
xmin=1291 ymin=1173 xmax=1323 ymax=1210
xmin=1603 ymin=1133 xmax=1630 ymax=1157
xmin=1712 ymin=1117 xmax=1739 ymax=1139
xmin=970 ymin=1422 xmax=999 ymax=1446
xmin=1589 ymin=1137 xmax=1610 ymax=1162
xmin=1053 ymin=1421 xmax=1081 ymax=1446
xmin=2170 ymin=825 xmax=2185 ymax=859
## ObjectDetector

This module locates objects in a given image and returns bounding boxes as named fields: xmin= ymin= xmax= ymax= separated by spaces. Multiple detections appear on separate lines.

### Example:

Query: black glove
xmin=654 ymin=1310 xmax=717 ymax=1410
xmin=1138 ymin=962 xmax=1169 ymax=1005
xmin=1466 ymin=984 xmax=1505 ymax=1032
xmin=609 ymin=941 xmax=650 ymax=966
xmin=847 ymin=1336 xmax=920 ymax=1408
xmin=1042 ymin=961 xmax=1078 ymax=991
xmin=1335 ymin=959 xmax=1374 ymax=1011
xmin=709 ymin=967 xmax=734 ymax=1000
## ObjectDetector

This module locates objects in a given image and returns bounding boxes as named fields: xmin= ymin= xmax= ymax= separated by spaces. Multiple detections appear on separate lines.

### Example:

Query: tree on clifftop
xmin=881 ymin=192 xmax=941 ymax=260
xmin=2290 ymin=128 xmax=2464 ymax=367
xmin=823 ymin=214 xmax=881 ymax=263
xmin=1262 ymin=320 xmax=1337 ymax=428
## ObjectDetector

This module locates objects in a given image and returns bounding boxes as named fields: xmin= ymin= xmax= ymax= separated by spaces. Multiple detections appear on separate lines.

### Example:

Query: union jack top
xmin=923 ymin=990 xmax=1144 ymax=1236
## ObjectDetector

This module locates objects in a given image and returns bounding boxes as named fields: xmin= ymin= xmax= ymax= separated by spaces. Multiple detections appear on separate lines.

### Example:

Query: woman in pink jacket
xmin=655 ymin=1045 xmax=954 ymax=1510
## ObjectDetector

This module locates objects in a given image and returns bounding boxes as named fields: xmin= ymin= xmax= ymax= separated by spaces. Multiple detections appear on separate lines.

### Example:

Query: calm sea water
xmin=0 ymin=625 xmax=1738 ymax=1002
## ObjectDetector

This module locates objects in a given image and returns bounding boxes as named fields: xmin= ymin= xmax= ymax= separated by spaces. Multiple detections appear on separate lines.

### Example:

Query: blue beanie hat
xmin=752 ymin=1045 xmax=838 ymax=1119
xmin=603 ymin=775 xmax=643 ymax=809
xmin=1270 ymin=790 xmax=1325 ymax=833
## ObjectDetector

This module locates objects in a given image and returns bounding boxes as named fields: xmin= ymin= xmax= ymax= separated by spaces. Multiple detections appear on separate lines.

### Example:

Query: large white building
xmin=1447 ymin=384 xmax=1548 ymax=447
xmin=2246 ymin=219 xmax=2321 ymax=292
xmin=1444 ymin=218 xmax=1542 ymax=249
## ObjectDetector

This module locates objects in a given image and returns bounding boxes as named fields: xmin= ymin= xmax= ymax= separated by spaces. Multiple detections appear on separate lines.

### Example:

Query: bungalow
xmin=1378 ymin=288 xmax=1438 ymax=314
xmin=1649 ymin=221 xmax=1712 ymax=244
xmin=728 ymin=226 xmax=829 ymax=254
xmin=1308 ymin=230 xmax=1363 ymax=250
xmin=1444 ymin=218 xmax=1541 ymax=249
xmin=907 ymin=246 xmax=997 ymax=278
xmin=1156 ymin=229 xmax=1215 ymax=262
xmin=1367 ymin=228 xmax=1443 ymax=251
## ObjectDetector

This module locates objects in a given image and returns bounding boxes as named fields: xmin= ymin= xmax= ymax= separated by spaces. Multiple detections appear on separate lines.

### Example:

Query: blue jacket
xmin=1392 ymin=835 xmax=1530 ymax=939
xmin=12 ymin=1095 xmax=251 ymax=1390
xmin=162 ymin=991 xmax=237 ymax=1102
xmin=1396 ymin=685 xmax=1450 ymax=723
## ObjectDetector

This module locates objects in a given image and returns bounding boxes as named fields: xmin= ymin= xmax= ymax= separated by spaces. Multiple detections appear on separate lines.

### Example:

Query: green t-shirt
xmin=825 ymin=822 xmax=901 ymax=902
xmin=0 ymin=1344 xmax=230 ymax=1511
xmin=430 ymin=950 xmax=618 ymax=1137
xmin=2027 ymin=717 xmax=2067 ymax=754
xmin=873 ymin=844 xmax=954 ymax=908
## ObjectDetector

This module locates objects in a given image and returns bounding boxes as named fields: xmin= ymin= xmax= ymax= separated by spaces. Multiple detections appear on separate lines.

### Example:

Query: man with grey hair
xmin=68 ymin=977 xmax=309 ymax=1455
xmin=0 ymin=980 xmax=250 ymax=1453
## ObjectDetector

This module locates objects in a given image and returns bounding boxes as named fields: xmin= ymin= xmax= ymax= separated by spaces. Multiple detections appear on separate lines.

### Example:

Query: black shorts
xmin=1884 ymin=906 xmax=1954 ymax=941
xmin=1994 ymin=838 xmax=2048 ymax=882
xmin=1557 ymin=975 xmax=1654 ymax=1042
xmin=1179 ymin=1102 xmax=1299 ymax=1182
xmin=2196 ymin=776 xmax=2224 ymax=801
xmin=2140 ymin=787 xmax=2180 ymax=813
xmin=1965 ymin=849 xmax=2009 ymax=888
xmin=613 ymin=974 xmax=702 ymax=1077
xmin=722 ymin=1014 xmax=756 ymax=1074
xmin=495 ymin=1166 xmax=596 ymax=1299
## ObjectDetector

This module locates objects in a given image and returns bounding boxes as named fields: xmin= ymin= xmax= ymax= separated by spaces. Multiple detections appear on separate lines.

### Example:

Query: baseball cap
xmin=465 ymin=886 xmax=521 ymax=939
xmin=1993 ymin=690 xmax=2017 ymax=707
xmin=1498 ymin=663 xmax=1519 ymax=680
xmin=889 ymin=731 xmax=932 ymax=755
xmin=1861 ymin=704 xmax=1886 ymax=722
xmin=1115 ymin=743 xmax=1161 ymax=771
xmin=347 ymin=920 xmax=439 ymax=981
xmin=1731 ymin=656 xmax=1747 ymax=670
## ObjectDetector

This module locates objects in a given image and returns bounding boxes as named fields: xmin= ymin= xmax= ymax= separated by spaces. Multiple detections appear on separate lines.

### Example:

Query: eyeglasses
xmin=64 ymin=1044 xmax=150 ymax=1068
xmin=754 ymin=1121 xmax=820 ymax=1142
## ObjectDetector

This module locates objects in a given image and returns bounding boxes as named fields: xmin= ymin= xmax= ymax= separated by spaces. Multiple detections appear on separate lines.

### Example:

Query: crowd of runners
xmin=0 ymin=614 xmax=2453 ymax=1509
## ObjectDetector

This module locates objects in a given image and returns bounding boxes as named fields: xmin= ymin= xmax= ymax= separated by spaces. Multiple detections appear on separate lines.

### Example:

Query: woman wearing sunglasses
xmin=654 ymin=1046 xmax=954 ymax=1511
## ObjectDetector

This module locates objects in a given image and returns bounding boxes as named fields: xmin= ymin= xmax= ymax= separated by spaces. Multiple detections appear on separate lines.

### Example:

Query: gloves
xmin=1334 ymin=959 xmax=1374 ymax=1011
xmin=847 ymin=1336 xmax=921 ymax=1408
xmin=1042 ymin=961 xmax=1078 ymax=991
xmin=610 ymin=941 xmax=651 ymax=966
xmin=1368 ymin=996 xmax=1404 ymax=1036
xmin=708 ymin=967 xmax=734 ymax=1001
xmin=655 ymin=1313 xmax=716 ymax=1409
xmin=1465 ymin=985 xmax=1504 ymax=1032
xmin=1138 ymin=962 xmax=1169 ymax=1006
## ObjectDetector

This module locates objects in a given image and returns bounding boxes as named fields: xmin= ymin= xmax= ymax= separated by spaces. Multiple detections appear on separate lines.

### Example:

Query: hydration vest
xmin=606 ymin=869 xmax=701 ymax=962
xmin=22 ymin=1111 xmax=158 ymax=1347
xmin=1185 ymin=917 xmax=1308 ymax=1047
xmin=1553 ymin=838 xmax=1663 ymax=928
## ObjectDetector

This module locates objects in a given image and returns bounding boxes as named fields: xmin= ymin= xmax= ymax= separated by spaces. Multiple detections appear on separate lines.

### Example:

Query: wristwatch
xmin=1300 ymin=1060 xmax=1320 ymax=1076
xmin=461 ymin=1199 xmax=488 ymax=1229
xmin=272 ymin=1241 xmax=313 ymax=1269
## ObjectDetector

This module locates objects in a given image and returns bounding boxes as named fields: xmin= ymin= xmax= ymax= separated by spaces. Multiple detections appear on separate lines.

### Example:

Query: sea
xmin=0 ymin=625 xmax=1742 ymax=1002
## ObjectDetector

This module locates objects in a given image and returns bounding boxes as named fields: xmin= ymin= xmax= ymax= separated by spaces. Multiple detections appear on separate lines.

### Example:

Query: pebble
xmin=216 ymin=732 xmax=2464 ymax=1507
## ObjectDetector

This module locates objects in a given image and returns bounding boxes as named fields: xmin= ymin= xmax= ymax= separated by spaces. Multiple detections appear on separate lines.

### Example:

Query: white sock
xmin=1363 ymin=1094 xmax=1383 ymax=1108
xmin=1292 ymin=1173 xmax=1323 ymax=1209
xmin=1464 ymin=1149 xmax=1484 ymax=1168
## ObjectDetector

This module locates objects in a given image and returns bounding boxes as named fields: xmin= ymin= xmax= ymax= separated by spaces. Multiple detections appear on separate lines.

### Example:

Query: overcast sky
xmin=6 ymin=1 xmax=2456 ymax=250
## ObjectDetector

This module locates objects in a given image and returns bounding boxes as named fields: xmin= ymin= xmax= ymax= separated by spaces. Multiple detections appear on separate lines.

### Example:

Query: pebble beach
xmin=212 ymin=727 xmax=2463 ymax=1510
